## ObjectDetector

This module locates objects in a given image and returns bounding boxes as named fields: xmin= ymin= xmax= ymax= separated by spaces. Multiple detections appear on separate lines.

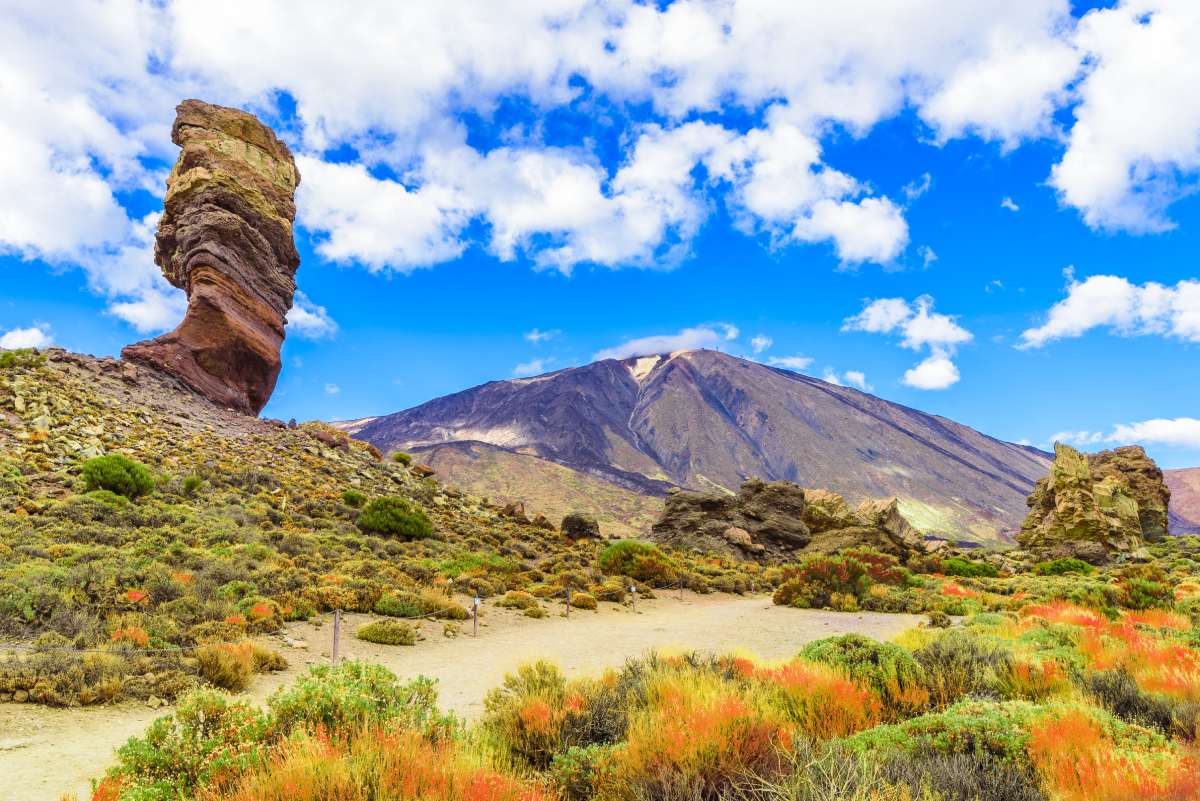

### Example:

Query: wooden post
xmin=332 ymin=608 xmax=341 ymax=664
xmin=472 ymin=595 xmax=480 ymax=637
xmin=679 ymin=577 xmax=684 ymax=602
xmin=630 ymin=584 xmax=637 ymax=612
xmin=566 ymin=587 xmax=572 ymax=618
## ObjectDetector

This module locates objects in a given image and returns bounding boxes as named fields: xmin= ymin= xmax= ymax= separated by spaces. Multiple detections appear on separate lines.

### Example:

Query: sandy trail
xmin=1 ymin=593 xmax=920 ymax=801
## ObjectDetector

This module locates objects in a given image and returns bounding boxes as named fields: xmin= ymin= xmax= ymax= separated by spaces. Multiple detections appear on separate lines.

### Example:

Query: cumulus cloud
xmin=513 ymin=358 xmax=552 ymax=377
xmin=286 ymin=291 xmax=338 ymax=339
xmin=843 ymin=295 xmax=972 ymax=389
xmin=750 ymin=334 xmax=773 ymax=354
xmin=0 ymin=324 xmax=54 ymax=349
xmin=1054 ymin=418 xmax=1200 ymax=450
xmin=768 ymin=355 xmax=814 ymax=371
xmin=595 ymin=323 xmax=739 ymax=361
xmin=1051 ymin=2 xmax=1200 ymax=232
xmin=843 ymin=370 xmax=872 ymax=391
xmin=1019 ymin=272 xmax=1200 ymax=348
xmin=1001 ymin=197 xmax=1020 ymax=212
xmin=524 ymin=328 xmax=559 ymax=343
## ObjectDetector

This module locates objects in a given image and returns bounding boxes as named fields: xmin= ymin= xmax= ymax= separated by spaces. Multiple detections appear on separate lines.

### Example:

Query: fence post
xmin=630 ymin=584 xmax=637 ymax=612
xmin=566 ymin=587 xmax=572 ymax=618
xmin=332 ymin=608 xmax=341 ymax=664
xmin=678 ymin=577 xmax=684 ymax=602
xmin=472 ymin=595 xmax=480 ymax=637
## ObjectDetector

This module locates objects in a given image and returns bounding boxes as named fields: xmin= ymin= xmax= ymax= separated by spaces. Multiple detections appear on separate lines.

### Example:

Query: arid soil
xmin=1 ymin=593 xmax=921 ymax=801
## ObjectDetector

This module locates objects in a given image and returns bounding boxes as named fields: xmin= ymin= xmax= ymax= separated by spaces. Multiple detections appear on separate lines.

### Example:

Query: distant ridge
xmin=346 ymin=349 xmax=1053 ymax=543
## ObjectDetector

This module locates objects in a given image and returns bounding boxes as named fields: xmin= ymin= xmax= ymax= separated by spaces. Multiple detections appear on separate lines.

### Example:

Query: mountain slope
xmin=1166 ymin=467 xmax=1200 ymax=534
xmin=352 ymin=350 xmax=1052 ymax=543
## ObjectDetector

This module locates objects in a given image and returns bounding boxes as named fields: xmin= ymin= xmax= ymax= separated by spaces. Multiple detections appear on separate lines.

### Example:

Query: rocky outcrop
xmin=650 ymin=479 xmax=927 ymax=562
xmin=1016 ymin=443 xmax=1170 ymax=562
xmin=122 ymin=100 xmax=300 ymax=415
xmin=561 ymin=512 xmax=601 ymax=540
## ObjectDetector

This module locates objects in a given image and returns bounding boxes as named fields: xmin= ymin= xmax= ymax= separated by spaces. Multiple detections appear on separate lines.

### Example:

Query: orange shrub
xmin=1123 ymin=609 xmax=1192 ymax=632
xmin=1006 ymin=658 xmax=1067 ymax=700
xmin=1029 ymin=710 xmax=1197 ymax=801
xmin=756 ymin=660 xmax=882 ymax=738
xmin=197 ymin=641 xmax=255 ymax=691
xmin=122 ymin=589 xmax=148 ymax=604
xmin=212 ymin=727 xmax=551 ymax=801
xmin=110 ymin=626 xmax=150 ymax=648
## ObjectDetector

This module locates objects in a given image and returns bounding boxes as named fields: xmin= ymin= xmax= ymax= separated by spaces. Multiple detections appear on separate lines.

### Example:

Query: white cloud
xmin=843 ymin=370 xmax=872 ymax=391
xmin=0 ymin=324 xmax=53 ymax=349
xmin=1019 ymin=272 xmax=1200 ymax=348
xmin=513 ymin=358 xmax=552 ymax=377
xmin=524 ymin=328 xmax=559 ymax=343
xmin=750 ymin=334 xmax=773 ymax=354
xmin=286 ymin=291 xmax=338 ymax=339
xmin=594 ymin=323 xmax=740 ymax=361
xmin=1001 ymin=197 xmax=1020 ymax=212
xmin=768 ymin=355 xmax=814 ymax=371
xmin=1051 ymin=2 xmax=1200 ymax=232
xmin=843 ymin=295 xmax=971 ymax=390
xmin=903 ymin=353 xmax=961 ymax=390
xmin=918 ymin=245 xmax=937 ymax=267
xmin=323 ymin=383 xmax=340 ymax=396
xmin=821 ymin=367 xmax=843 ymax=386
xmin=1053 ymin=418 xmax=1200 ymax=450
xmin=903 ymin=173 xmax=932 ymax=202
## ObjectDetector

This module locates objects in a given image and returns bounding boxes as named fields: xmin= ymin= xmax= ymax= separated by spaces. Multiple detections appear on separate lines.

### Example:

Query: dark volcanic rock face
xmin=351 ymin=350 xmax=1052 ymax=543
xmin=122 ymin=100 xmax=300 ymax=415
xmin=651 ymin=479 xmax=928 ymax=562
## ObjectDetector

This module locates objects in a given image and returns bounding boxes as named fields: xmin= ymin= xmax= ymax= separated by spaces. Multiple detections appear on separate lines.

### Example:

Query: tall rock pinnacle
xmin=122 ymin=99 xmax=300 ymax=415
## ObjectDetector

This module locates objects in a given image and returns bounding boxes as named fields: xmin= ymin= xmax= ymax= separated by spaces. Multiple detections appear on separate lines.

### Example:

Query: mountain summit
xmin=346 ymin=349 xmax=1051 ymax=543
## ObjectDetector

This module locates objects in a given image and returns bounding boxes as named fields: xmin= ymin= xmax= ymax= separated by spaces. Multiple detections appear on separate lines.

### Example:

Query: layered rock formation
xmin=1017 ymin=443 xmax=1170 ymax=562
xmin=650 ymin=479 xmax=927 ymax=562
xmin=122 ymin=100 xmax=301 ymax=415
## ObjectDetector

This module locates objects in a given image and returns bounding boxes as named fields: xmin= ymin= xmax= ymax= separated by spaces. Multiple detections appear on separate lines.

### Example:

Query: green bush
xmin=570 ymin=592 xmax=597 ymax=610
xmin=597 ymin=540 xmax=676 ymax=584
xmin=914 ymin=628 xmax=1013 ymax=708
xmin=800 ymin=634 xmax=928 ymax=718
xmin=773 ymin=555 xmax=871 ymax=608
xmin=181 ymin=474 xmax=203 ymax=496
xmin=941 ymin=557 xmax=999 ymax=578
xmin=392 ymin=451 xmax=413 ymax=466
xmin=356 ymin=496 xmax=434 ymax=539
xmin=81 ymin=453 xmax=155 ymax=499
xmin=1033 ymin=557 xmax=1094 ymax=576
xmin=357 ymin=619 xmax=416 ymax=646
xmin=341 ymin=488 xmax=367 ymax=508
xmin=0 ymin=348 xmax=45 ymax=369
xmin=268 ymin=661 xmax=443 ymax=737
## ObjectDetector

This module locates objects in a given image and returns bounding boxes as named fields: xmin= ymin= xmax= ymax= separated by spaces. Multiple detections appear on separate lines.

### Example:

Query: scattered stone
xmin=651 ymin=479 xmax=927 ymax=562
xmin=146 ymin=695 xmax=165 ymax=709
xmin=561 ymin=511 xmax=601 ymax=540
xmin=410 ymin=464 xmax=436 ymax=479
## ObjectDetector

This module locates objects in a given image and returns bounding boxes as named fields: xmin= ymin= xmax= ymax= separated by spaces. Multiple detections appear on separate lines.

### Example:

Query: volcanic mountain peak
xmin=350 ymin=349 xmax=1053 ymax=544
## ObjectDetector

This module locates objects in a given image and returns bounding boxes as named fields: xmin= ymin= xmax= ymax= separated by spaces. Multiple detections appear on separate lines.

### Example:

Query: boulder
xmin=650 ymin=478 xmax=926 ymax=562
xmin=561 ymin=511 xmax=601 ymax=540
xmin=1016 ymin=443 xmax=1171 ymax=561
xmin=122 ymin=100 xmax=301 ymax=415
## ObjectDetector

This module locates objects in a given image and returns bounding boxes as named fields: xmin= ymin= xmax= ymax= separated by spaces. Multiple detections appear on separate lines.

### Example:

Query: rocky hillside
xmin=347 ymin=350 xmax=1051 ymax=544
xmin=1167 ymin=467 xmax=1200 ymax=534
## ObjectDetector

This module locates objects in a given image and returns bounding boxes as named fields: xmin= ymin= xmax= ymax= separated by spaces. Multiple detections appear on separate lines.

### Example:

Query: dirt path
xmin=1 ymin=593 xmax=921 ymax=801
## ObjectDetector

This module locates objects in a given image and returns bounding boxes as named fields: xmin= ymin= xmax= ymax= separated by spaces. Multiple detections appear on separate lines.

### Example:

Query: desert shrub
xmin=0 ymin=347 xmax=45 ymax=368
xmin=392 ymin=451 xmax=413 ymax=466
xmin=846 ymin=699 xmax=1043 ymax=765
xmin=941 ymin=557 xmax=999 ymax=578
xmin=773 ymin=555 xmax=871 ymax=608
xmin=1121 ymin=578 xmax=1172 ymax=610
xmin=1080 ymin=669 xmax=1200 ymax=738
xmin=927 ymin=611 xmax=952 ymax=628
xmin=196 ymin=641 xmax=256 ymax=691
xmin=598 ymin=540 xmax=676 ymax=584
xmin=340 ymin=488 xmax=367 ymax=508
xmin=81 ymin=454 xmax=155 ymax=499
xmin=1034 ymin=558 xmax=1094 ymax=576
xmin=483 ymin=661 xmax=574 ymax=769
xmin=180 ymin=474 xmax=202 ymax=496
xmin=914 ymin=628 xmax=1013 ymax=708
xmin=105 ymin=690 xmax=268 ymax=800
xmin=590 ymin=579 xmax=626 ymax=603
xmin=881 ymin=748 xmax=1047 ymax=801
xmin=356 ymin=496 xmax=434 ymax=539
xmin=570 ymin=592 xmax=598 ymax=610
xmin=268 ymin=661 xmax=443 ymax=738
xmin=841 ymin=548 xmax=911 ymax=586
xmin=357 ymin=618 xmax=416 ymax=646
xmin=800 ymin=634 xmax=929 ymax=719
xmin=524 ymin=606 xmax=548 ymax=618
xmin=497 ymin=590 xmax=540 ymax=610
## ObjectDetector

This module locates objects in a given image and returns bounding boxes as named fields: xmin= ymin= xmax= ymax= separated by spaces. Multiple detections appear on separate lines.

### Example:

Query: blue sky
xmin=2 ymin=1 xmax=1199 ymax=468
